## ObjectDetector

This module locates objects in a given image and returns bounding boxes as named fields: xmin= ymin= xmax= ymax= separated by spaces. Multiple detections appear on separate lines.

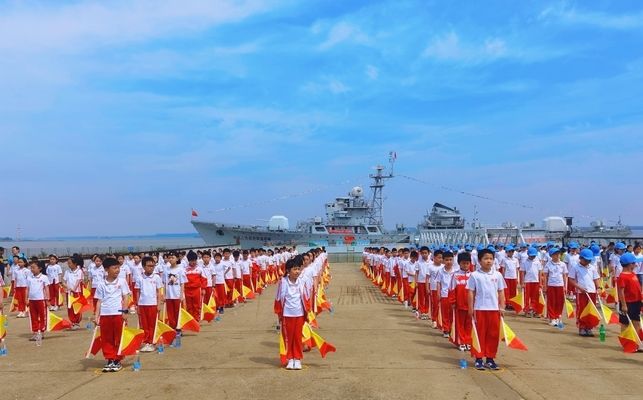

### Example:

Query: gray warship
xmin=192 ymin=161 xmax=410 ymax=251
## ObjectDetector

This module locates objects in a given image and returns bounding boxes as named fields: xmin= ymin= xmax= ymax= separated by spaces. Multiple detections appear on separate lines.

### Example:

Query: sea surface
xmin=0 ymin=234 xmax=206 ymax=258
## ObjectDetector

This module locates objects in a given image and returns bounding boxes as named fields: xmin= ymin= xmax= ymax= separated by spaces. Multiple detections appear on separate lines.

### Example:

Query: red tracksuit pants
xmin=100 ymin=315 xmax=124 ymax=360
xmin=215 ymin=283 xmax=227 ymax=308
xmin=547 ymin=286 xmax=564 ymax=319
xmin=471 ymin=310 xmax=501 ymax=359
xmin=504 ymin=278 xmax=517 ymax=301
xmin=440 ymin=297 xmax=452 ymax=332
xmin=138 ymin=305 xmax=157 ymax=344
xmin=524 ymin=282 xmax=540 ymax=313
xmin=225 ymin=279 xmax=234 ymax=304
xmin=203 ymin=287 xmax=213 ymax=304
xmin=235 ymin=278 xmax=244 ymax=303
xmin=48 ymin=283 xmax=60 ymax=307
xmin=430 ymin=290 xmax=440 ymax=321
xmin=455 ymin=309 xmax=472 ymax=346
xmin=282 ymin=316 xmax=305 ymax=361
xmin=417 ymin=283 xmax=429 ymax=314
xmin=166 ymin=299 xmax=181 ymax=329
xmin=29 ymin=299 xmax=46 ymax=333
xmin=15 ymin=287 xmax=27 ymax=312
xmin=184 ymin=288 xmax=202 ymax=321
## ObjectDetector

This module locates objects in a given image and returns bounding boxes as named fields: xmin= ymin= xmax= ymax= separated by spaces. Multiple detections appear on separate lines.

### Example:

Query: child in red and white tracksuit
xmin=26 ymin=260 xmax=49 ymax=340
xmin=45 ymin=255 xmax=62 ymax=311
xmin=163 ymin=252 xmax=186 ymax=330
xmin=543 ymin=248 xmax=567 ymax=326
xmin=436 ymin=252 xmax=456 ymax=337
xmin=63 ymin=255 xmax=84 ymax=329
xmin=467 ymin=248 xmax=506 ymax=370
xmin=94 ymin=257 xmax=130 ymax=372
xmin=275 ymin=257 xmax=311 ymax=370
xmin=449 ymin=252 xmax=472 ymax=351
xmin=183 ymin=251 xmax=206 ymax=322
xmin=12 ymin=257 xmax=30 ymax=317
xmin=136 ymin=256 xmax=163 ymax=352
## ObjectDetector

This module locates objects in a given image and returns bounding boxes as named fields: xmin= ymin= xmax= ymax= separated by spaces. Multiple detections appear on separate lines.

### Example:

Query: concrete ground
xmin=0 ymin=262 xmax=641 ymax=400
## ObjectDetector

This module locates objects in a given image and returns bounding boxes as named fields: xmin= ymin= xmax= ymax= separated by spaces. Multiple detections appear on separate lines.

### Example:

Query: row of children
xmin=274 ymin=249 xmax=333 ymax=370
xmin=0 ymin=247 xmax=301 ymax=372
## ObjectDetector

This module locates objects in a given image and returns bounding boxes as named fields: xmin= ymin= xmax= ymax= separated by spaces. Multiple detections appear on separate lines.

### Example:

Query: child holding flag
xmin=62 ymin=255 xmax=84 ymax=330
xmin=13 ymin=257 xmax=30 ymax=318
xmin=163 ymin=252 xmax=187 ymax=329
xmin=26 ymin=260 xmax=49 ymax=342
xmin=436 ymin=251 xmax=456 ymax=337
xmin=94 ymin=257 xmax=130 ymax=372
xmin=184 ymin=250 xmax=207 ymax=321
xmin=450 ymin=252 xmax=472 ymax=351
xmin=467 ymin=248 xmax=506 ymax=370
xmin=568 ymin=249 xmax=601 ymax=337
xmin=136 ymin=256 xmax=163 ymax=352
xmin=45 ymin=255 xmax=62 ymax=311
xmin=617 ymin=252 xmax=643 ymax=348
xmin=520 ymin=247 xmax=542 ymax=318
xmin=275 ymin=256 xmax=311 ymax=370
xmin=543 ymin=248 xmax=568 ymax=326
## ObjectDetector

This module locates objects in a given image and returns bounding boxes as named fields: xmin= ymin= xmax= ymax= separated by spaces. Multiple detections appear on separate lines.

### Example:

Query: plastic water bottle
xmin=174 ymin=331 xmax=182 ymax=349
xmin=3 ymin=318 xmax=7 ymax=328
xmin=0 ymin=339 xmax=7 ymax=356
xmin=86 ymin=317 xmax=93 ymax=330
xmin=459 ymin=358 xmax=468 ymax=369
xmin=157 ymin=338 xmax=165 ymax=354
xmin=35 ymin=332 xmax=43 ymax=347
xmin=556 ymin=321 xmax=565 ymax=330
xmin=599 ymin=324 xmax=606 ymax=342
xmin=214 ymin=315 xmax=221 ymax=322
xmin=132 ymin=354 xmax=141 ymax=372
xmin=329 ymin=305 xmax=335 ymax=315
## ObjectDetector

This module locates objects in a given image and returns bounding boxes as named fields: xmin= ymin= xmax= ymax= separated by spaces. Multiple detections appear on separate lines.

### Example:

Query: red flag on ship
xmin=191 ymin=209 xmax=198 ymax=217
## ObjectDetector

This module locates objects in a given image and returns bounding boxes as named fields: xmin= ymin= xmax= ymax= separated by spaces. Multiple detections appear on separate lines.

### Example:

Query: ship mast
xmin=368 ymin=153 xmax=395 ymax=226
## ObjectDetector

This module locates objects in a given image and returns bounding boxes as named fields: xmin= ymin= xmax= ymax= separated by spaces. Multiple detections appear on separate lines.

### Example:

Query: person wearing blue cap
xmin=564 ymin=242 xmax=581 ymax=300
xmin=501 ymin=245 xmax=520 ymax=308
xmin=609 ymin=242 xmax=627 ymax=283
xmin=568 ymin=249 xmax=601 ymax=337
xmin=616 ymin=252 xmax=643 ymax=346
xmin=520 ymin=247 xmax=543 ymax=318
xmin=543 ymin=248 xmax=568 ymax=326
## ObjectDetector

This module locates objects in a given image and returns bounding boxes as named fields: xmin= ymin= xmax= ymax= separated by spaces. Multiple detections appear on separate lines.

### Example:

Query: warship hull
xmin=192 ymin=220 xmax=410 ymax=251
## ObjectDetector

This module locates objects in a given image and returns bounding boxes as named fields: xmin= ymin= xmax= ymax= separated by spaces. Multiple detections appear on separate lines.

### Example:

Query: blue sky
xmin=1 ymin=0 xmax=642 ymax=237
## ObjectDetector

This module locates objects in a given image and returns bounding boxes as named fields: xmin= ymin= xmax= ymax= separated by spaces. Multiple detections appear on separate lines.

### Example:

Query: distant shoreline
xmin=0 ymin=232 xmax=200 ymax=242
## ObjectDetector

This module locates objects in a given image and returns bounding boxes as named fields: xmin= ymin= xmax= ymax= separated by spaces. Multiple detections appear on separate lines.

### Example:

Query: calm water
xmin=0 ymin=236 xmax=206 ymax=258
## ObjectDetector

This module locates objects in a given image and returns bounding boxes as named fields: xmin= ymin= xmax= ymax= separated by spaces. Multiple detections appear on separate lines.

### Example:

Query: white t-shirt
xmin=609 ymin=253 xmax=622 ymax=277
xmin=502 ymin=256 xmax=519 ymax=280
xmin=222 ymin=259 xmax=234 ymax=279
xmin=568 ymin=263 xmax=599 ymax=294
xmin=46 ymin=264 xmax=62 ymax=284
xmin=466 ymin=269 xmax=506 ymax=311
xmin=241 ymin=259 xmax=251 ymax=275
xmin=118 ymin=263 xmax=131 ymax=281
xmin=428 ymin=263 xmax=442 ymax=290
xmin=416 ymin=258 xmax=430 ymax=282
xmin=14 ymin=267 xmax=32 ymax=287
xmin=279 ymin=277 xmax=309 ymax=317
xmin=231 ymin=259 xmax=242 ymax=277
xmin=89 ymin=266 xmax=105 ymax=288
xmin=406 ymin=260 xmax=417 ymax=282
xmin=202 ymin=261 xmax=215 ymax=287
xmin=543 ymin=260 xmax=568 ymax=287
xmin=95 ymin=278 xmax=130 ymax=316
xmin=399 ymin=258 xmax=409 ymax=278
xmin=63 ymin=268 xmax=84 ymax=293
xmin=135 ymin=273 xmax=163 ymax=306
xmin=163 ymin=266 xmax=187 ymax=300
xmin=520 ymin=258 xmax=542 ymax=283
xmin=129 ymin=263 xmax=143 ymax=285
xmin=27 ymin=274 xmax=49 ymax=300
xmin=437 ymin=267 xmax=455 ymax=298
xmin=213 ymin=261 xmax=226 ymax=284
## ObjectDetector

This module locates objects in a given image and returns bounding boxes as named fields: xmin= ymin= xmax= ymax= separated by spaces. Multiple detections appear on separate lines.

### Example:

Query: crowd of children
xmin=362 ymin=240 xmax=643 ymax=370
xmin=0 ymin=246 xmax=338 ymax=373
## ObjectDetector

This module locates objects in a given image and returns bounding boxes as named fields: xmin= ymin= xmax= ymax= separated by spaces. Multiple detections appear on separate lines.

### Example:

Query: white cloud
xmin=422 ymin=31 xmax=508 ymax=63
xmin=539 ymin=4 xmax=643 ymax=30
xmin=301 ymin=77 xmax=350 ymax=95
xmin=366 ymin=64 xmax=379 ymax=80
xmin=0 ymin=0 xmax=274 ymax=53
xmin=318 ymin=21 xmax=370 ymax=50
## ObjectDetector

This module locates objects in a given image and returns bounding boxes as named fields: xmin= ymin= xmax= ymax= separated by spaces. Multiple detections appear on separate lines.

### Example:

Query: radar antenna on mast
xmin=368 ymin=152 xmax=396 ymax=226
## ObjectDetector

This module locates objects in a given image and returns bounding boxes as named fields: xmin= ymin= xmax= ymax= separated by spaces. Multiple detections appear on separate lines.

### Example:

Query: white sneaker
xmin=53 ymin=306 xmax=59 ymax=311
xmin=286 ymin=359 xmax=294 ymax=370
xmin=293 ymin=359 xmax=302 ymax=370
xmin=432 ymin=321 xmax=438 ymax=329
xmin=549 ymin=319 xmax=558 ymax=326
